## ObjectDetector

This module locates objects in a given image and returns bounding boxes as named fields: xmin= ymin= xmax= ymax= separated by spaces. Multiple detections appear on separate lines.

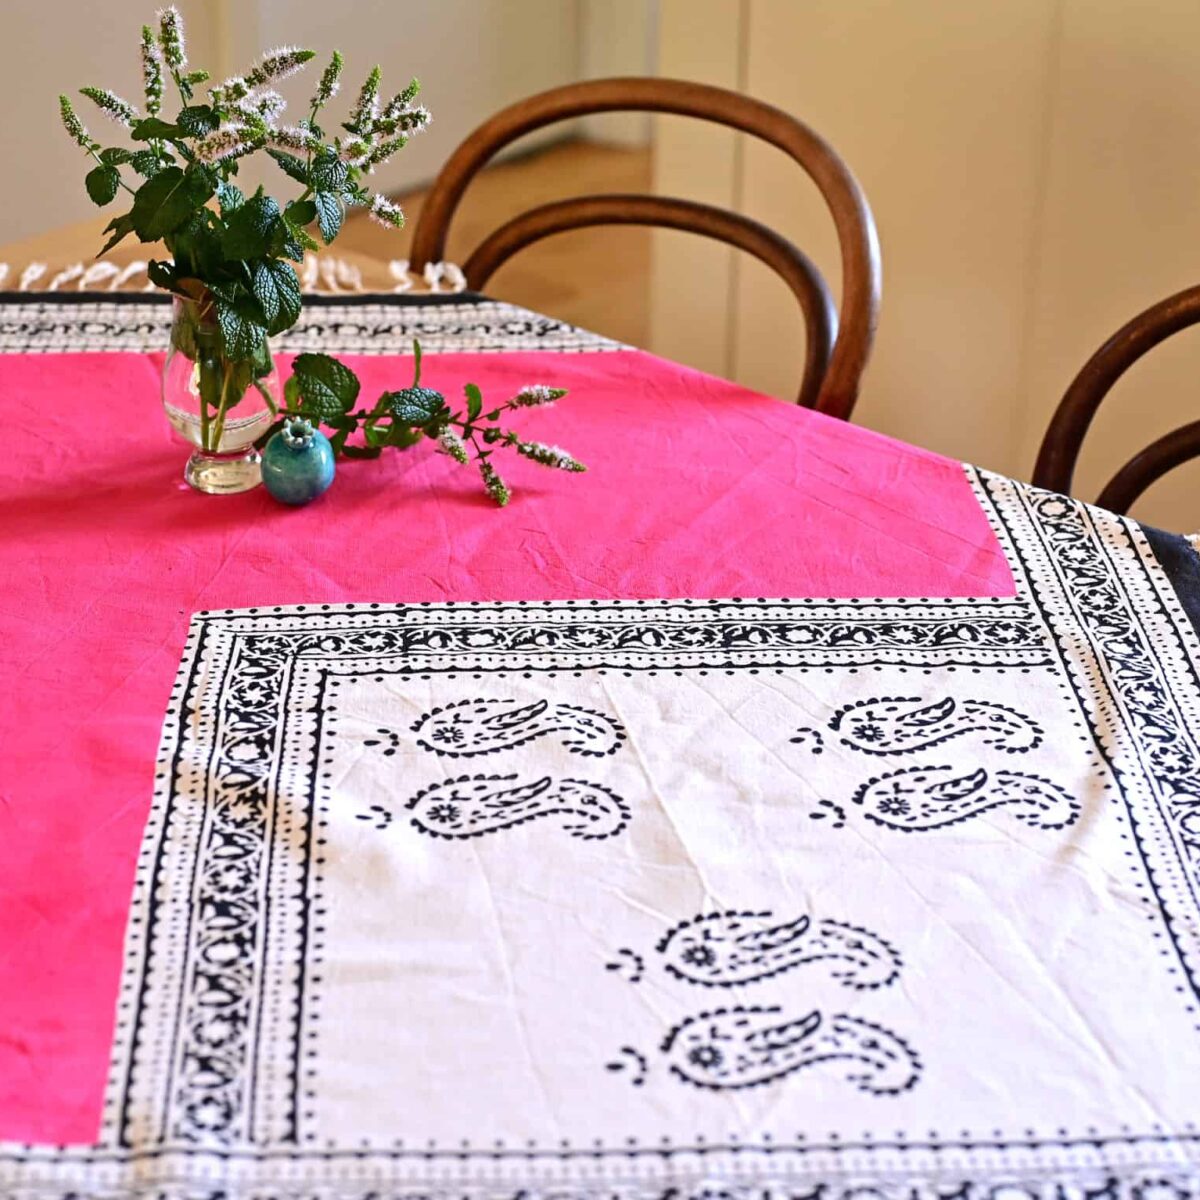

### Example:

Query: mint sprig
xmin=258 ymin=341 xmax=585 ymax=506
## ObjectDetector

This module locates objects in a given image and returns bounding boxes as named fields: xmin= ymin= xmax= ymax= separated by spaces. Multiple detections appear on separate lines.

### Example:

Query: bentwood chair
xmin=1033 ymin=285 xmax=1200 ymax=515
xmin=410 ymin=78 xmax=881 ymax=419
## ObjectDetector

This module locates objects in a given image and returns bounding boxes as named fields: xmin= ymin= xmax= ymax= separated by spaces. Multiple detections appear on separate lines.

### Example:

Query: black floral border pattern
xmin=4 ymin=477 xmax=1200 ymax=1193
xmin=970 ymin=468 xmax=1200 ymax=999
xmin=0 ymin=293 xmax=622 ymax=355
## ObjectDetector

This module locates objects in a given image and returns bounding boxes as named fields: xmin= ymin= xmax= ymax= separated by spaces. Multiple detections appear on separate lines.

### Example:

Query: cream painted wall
xmin=578 ymin=0 xmax=660 ymax=146
xmin=233 ymin=0 xmax=584 ymax=199
xmin=648 ymin=0 xmax=742 ymax=378
xmin=651 ymin=0 xmax=1200 ymax=530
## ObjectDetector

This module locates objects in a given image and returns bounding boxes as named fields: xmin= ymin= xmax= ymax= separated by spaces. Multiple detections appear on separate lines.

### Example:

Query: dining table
xmin=2 ymin=287 xmax=1199 ymax=1200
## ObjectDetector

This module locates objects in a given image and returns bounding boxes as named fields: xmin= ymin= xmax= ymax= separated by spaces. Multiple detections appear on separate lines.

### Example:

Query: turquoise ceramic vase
xmin=261 ymin=418 xmax=336 ymax=505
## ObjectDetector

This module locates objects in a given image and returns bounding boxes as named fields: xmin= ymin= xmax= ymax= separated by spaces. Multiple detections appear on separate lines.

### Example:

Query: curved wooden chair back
xmin=1033 ymin=285 xmax=1200 ymax=515
xmin=410 ymin=78 xmax=881 ymax=418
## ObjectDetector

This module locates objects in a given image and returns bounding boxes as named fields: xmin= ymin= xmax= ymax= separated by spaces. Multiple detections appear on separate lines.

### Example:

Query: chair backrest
xmin=410 ymin=77 xmax=881 ymax=418
xmin=1033 ymin=285 xmax=1200 ymax=515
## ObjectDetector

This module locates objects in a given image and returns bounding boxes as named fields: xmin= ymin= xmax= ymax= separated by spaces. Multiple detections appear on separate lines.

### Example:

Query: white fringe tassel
xmin=420 ymin=260 xmax=468 ymax=293
xmin=18 ymin=262 xmax=47 ymax=290
xmin=388 ymin=259 xmax=413 ymax=292
xmin=0 ymin=256 xmax=468 ymax=295
xmin=79 ymin=261 xmax=120 ymax=289
xmin=47 ymin=263 xmax=84 ymax=291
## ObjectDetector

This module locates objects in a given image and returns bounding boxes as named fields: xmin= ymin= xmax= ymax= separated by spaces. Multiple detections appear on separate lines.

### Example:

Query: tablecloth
xmin=1 ymin=292 xmax=1198 ymax=1198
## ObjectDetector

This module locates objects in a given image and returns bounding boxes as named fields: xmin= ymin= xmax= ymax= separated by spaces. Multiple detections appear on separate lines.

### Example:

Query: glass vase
xmin=162 ymin=291 xmax=279 ymax=494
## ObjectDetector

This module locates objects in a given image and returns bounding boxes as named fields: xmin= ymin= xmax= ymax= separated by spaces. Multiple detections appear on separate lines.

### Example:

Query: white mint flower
xmin=478 ymin=460 xmax=511 ymax=507
xmin=376 ymin=105 xmax=431 ymax=136
xmin=80 ymin=87 xmax=139 ymax=127
xmin=216 ymin=76 xmax=252 ymax=103
xmin=245 ymin=46 xmax=315 ymax=88
xmin=512 ymin=384 xmax=567 ymax=408
xmin=381 ymin=78 xmax=421 ymax=119
xmin=157 ymin=6 xmax=186 ymax=70
xmin=437 ymin=430 xmax=469 ymax=464
xmin=269 ymin=125 xmax=319 ymax=153
xmin=58 ymin=95 xmax=93 ymax=148
xmin=515 ymin=441 xmax=586 ymax=472
xmin=313 ymin=51 xmax=343 ymax=106
xmin=235 ymin=89 xmax=286 ymax=125
xmin=340 ymin=133 xmax=372 ymax=166
xmin=140 ymin=26 xmax=164 ymax=116
xmin=195 ymin=125 xmax=255 ymax=163
xmin=369 ymin=194 xmax=405 ymax=228
xmin=367 ymin=137 xmax=408 ymax=168
xmin=348 ymin=65 xmax=382 ymax=131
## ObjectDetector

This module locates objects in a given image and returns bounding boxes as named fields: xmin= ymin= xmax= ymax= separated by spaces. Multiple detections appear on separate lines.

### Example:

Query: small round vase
xmin=261 ymin=418 xmax=336 ymax=506
xmin=162 ymin=291 xmax=280 ymax=495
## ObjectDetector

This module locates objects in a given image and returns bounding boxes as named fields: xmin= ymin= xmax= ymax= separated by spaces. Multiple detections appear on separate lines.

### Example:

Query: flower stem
xmin=198 ymin=387 xmax=211 ymax=449
xmin=209 ymin=365 xmax=233 ymax=450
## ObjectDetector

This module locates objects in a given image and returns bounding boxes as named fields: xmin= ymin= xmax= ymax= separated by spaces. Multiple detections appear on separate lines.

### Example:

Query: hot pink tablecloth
xmin=1 ymin=294 xmax=1015 ymax=1144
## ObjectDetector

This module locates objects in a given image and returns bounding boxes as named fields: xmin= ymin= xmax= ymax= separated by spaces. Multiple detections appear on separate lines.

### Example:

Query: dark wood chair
xmin=1033 ymin=285 xmax=1200 ymax=515
xmin=410 ymin=78 xmax=881 ymax=418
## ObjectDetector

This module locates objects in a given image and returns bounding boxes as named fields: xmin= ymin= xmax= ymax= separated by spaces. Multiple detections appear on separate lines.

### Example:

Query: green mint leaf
xmin=309 ymin=146 xmax=348 ymax=193
xmin=173 ymin=212 xmax=224 ymax=279
xmin=98 ymin=212 xmax=135 ymax=255
xmin=99 ymin=147 xmax=134 ymax=166
xmin=216 ymin=180 xmax=244 ymax=216
xmin=384 ymin=386 xmax=448 ymax=427
xmin=85 ymin=164 xmax=120 ymax=206
xmin=313 ymin=191 xmax=343 ymax=243
xmin=146 ymin=259 xmax=181 ymax=293
xmin=129 ymin=149 xmax=165 ymax=179
xmin=176 ymin=105 xmax=219 ymax=137
xmin=130 ymin=164 xmax=215 ymax=240
xmin=250 ymin=258 xmax=302 ymax=335
xmin=270 ymin=217 xmax=306 ymax=263
xmin=252 ymin=338 xmax=276 ymax=381
xmin=285 ymin=199 xmax=317 ymax=226
xmin=266 ymin=148 xmax=309 ymax=185
xmin=290 ymin=352 xmax=361 ymax=420
xmin=215 ymin=295 xmax=268 ymax=362
xmin=221 ymin=192 xmax=281 ymax=259
xmin=292 ymin=222 xmax=321 ymax=253
xmin=227 ymin=359 xmax=255 ymax=402
xmin=131 ymin=116 xmax=181 ymax=141
xmin=464 ymin=382 xmax=483 ymax=423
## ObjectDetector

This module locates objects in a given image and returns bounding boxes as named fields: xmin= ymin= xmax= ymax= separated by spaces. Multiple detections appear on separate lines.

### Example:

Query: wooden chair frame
xmin=410 ymin=77 xmax=881 ymax=418
xmin=1033 ymin=285 xmax=1200 ymax=514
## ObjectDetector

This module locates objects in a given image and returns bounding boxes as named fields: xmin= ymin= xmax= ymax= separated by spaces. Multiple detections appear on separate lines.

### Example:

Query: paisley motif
xmin=406 ymin=773 xmax=630 ymax=840
xmin=653 ymin=910 xmax=901 ymax=990
xmin=828 ymin=695 xmax=1043 ymax=755
xmin=660 ymin=1006 xmax=921 ymax=1095
xmin=412 ymin=697 xmax=626 ymax=758
xmin=853 ymin=765 xmax=1079 ymax=831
